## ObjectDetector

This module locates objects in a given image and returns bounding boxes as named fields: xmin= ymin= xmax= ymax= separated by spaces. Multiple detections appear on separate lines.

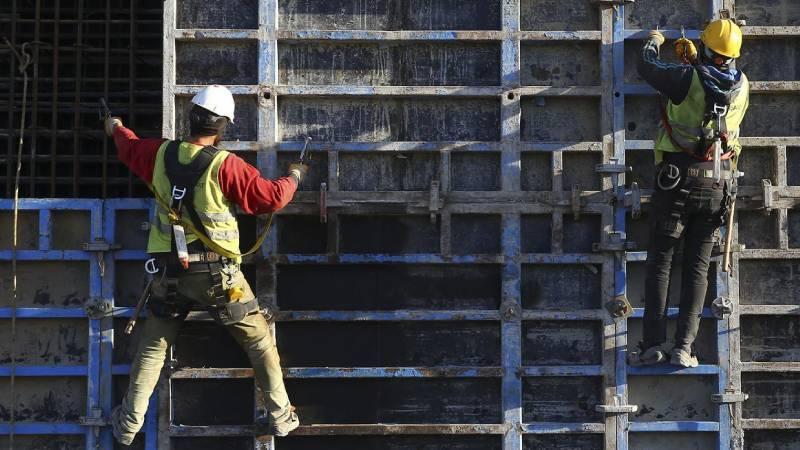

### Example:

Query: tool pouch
xmin=148 ymin=277 xmax=189 ymax=319
xmin=210 ymin=298 xmax=259 ymax=325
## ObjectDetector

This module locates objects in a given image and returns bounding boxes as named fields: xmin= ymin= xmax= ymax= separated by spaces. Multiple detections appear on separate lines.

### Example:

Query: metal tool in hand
xmin=98 ymin=97 xmax=112 ymax=121
xmin=125 ymin=278 xmax=153 ymax=334
xmin=298 ymin=136 xmax=312 ymax=164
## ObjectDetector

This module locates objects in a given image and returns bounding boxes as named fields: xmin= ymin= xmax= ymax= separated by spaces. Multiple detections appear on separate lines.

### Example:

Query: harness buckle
xmin=712 ymin=103 xmax=728 ymax=118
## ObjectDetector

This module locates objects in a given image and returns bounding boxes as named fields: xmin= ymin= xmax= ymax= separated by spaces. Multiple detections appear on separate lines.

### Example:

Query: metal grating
xmin=0 ymin=0 xmax=162 ymax=199
xmin=0 ymin=0 xmax=799 ymax=450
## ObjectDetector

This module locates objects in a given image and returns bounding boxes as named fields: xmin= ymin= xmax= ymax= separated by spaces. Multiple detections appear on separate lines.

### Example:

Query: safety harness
xmin=146 ymin=140 xmax=264 ymax=324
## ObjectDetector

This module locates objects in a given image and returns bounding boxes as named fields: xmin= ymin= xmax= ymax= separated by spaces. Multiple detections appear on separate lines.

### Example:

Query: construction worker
xmin=630 ymin=19 xmax=749 ymax=367
xmin=106 ymin=85 xmax=306 ymax=445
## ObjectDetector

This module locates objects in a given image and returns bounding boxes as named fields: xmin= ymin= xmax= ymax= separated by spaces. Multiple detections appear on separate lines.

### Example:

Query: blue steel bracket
xmin=82 ymin=238 xmax=121 ymax=252
xmin=594 ymin=164 xmax=629 ymax=175
xmin=79 ymin=407 xmax=108 ymax=427
xmin=712 ymin=390 xmax=748 ymax=404
xmin=762 ymin=179 xmax=775 ymax=215
xmin=84 ymin=297 xmax=114 ymax=319
xmin=596 ymin=395 xmax=638 ymax=414
xmin=593 ymin=231 xmax=636 ymax=252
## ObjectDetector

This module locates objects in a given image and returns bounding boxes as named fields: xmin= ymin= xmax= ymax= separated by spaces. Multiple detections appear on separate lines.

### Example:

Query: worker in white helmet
xmin=106 ymin=85 xmax=306 ymax=445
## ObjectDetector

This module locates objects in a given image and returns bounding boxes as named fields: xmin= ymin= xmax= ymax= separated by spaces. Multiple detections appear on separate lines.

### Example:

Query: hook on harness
xmin=657 ymin=163 xmax=682 ymax=191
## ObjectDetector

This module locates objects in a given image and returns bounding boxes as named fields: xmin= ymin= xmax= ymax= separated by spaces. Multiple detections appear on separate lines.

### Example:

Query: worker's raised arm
xmin=218 ymin=153 xmax=300 ymax=215
xmin=637 ymin=31 xmax=695 ymax=104
xmin=110 ymin=122 xmax=165 ymax=184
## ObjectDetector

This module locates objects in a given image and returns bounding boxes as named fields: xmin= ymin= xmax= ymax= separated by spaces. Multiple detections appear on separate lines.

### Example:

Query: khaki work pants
xmin=113 ymin=267 xmax=291 ymax=445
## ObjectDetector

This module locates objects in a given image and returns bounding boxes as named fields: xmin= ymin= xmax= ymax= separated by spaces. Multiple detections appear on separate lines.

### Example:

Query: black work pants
xmin=643 ymin=155 xmax=729 ymax=353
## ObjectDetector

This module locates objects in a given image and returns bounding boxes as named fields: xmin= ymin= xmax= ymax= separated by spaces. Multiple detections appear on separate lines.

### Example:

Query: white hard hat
xmin=191 ymin=85 xmax=235 ymax=123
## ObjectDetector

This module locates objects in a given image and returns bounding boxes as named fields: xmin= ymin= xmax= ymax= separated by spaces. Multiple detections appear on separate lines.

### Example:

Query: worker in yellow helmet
xmin=629 ymin=19 xmax=749 ymax=368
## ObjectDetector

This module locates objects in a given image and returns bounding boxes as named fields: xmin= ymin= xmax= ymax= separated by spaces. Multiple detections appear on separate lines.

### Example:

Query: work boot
xmin=110 ymin=405 xmax=135 ymax=446
xmin=254 ymin=406 xmax=299 ymax=437
xmin=670 ymin=348 xmax=699 ymax=368
xmin=627 ymin=345 xmax=667 ymax=366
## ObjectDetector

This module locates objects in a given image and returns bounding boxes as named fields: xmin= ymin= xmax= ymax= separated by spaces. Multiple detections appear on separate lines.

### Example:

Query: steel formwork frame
xmin=2 ymin=1 xmax=800 ymax=449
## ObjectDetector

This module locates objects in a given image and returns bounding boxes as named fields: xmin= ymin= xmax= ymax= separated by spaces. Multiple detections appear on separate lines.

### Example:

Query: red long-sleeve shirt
xmin=113 ymin=125 xmax=297 ymax=214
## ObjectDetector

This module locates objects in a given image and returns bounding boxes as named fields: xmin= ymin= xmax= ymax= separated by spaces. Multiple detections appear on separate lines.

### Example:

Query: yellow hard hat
xmin=700 ymin=19 xmax=743 ymax=59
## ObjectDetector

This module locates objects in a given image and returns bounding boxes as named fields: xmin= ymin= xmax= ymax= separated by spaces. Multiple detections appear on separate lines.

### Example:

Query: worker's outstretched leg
xmin=218 ymin=270 xmax=296 ymax=436
xmin=112 ymin=310 xmax=183 ymax=445
xmin=672 ymin=214 xmax=717 ymax=367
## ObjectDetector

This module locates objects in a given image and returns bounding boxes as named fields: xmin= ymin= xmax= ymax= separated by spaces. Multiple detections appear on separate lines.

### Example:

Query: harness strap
xmin=658 ymin=95 xmax=734 ymax=162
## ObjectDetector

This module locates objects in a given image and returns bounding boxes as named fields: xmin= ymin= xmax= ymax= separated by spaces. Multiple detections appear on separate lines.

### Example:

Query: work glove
xmin=674 ymin=37 xmax=698 ymax=64
xmin=105 ymin=116 xmax=123 ymax=137
xmin=647 ymin=30 xmax=665 ymax=47
xmin=288 ymin=162 xmax=309 ymax=185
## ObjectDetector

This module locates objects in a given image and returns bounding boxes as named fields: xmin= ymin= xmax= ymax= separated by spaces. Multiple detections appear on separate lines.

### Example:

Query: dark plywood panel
xmin=280 ymin=98 xmax=501 ymax=142
xmin=172 ymin=321 xmax=250 ymax=368
xmin=562 ymin=152 xmax=602 ymax=192
xmin=741 ymin=95 xmax=800 ymax=137
xmin=630 ymin=433 xmax=717 ymax=450
xmin=743 ymin=373 xmax=800 ymax=419
xmin=173 ymin=437 xmax=252 ymax=450
xmin=627 ymin=318 xmax=719 ymax=364
xmin=630 ymin=375 xmax=718 ymax=421
xmin=740 ymin=38 xmax=800 ymax=81
xmin=789 ymin=210 xmax=800 ymax=249
xmin=563 ymin=214 xmax=600 ymax=253
xmin=625 ymin=0 xmax=708 ymax=29
xmin=521 ymin=215 xmax=551 ymax=253
xmin=339 ymin=152 xmax=438 ymax=191
xmin=173 ymin=379 xmax=254 ymax=425
xmin=740 ymin=259 xmax=800 ymax=305
xmin=521 ymin=42 xmax=600 ymax=87
xmin=524 ymin=435 xmax=603 ymax=450
xmin=285 ymin=378 xmax=502 ymax=423
xmin=522 ymin=264 xmax=601 ymax=310
xmin=339 ymin=215 xmax=440 ymax=253
xmin=451 ymin=215 xmax=501 ymax=255
xmin=521 ymin=152 xmax=552 ymax=191
xmin=745 ymin=430 xmax=800 ymax=450
xmin=451 ymin=153 xmax=501 ymax=191
xmin=738 ymin=147 xmax=776 ymax=187
xmin=279 ymin=0 xmax=502 ymax=31
xmin=0 ymin=319 xmax=88 ymax=365
xmin=739 ymin=210 xmax=779 ymax=250
xmin=626 ymin=211 xmax=651 ymax=252
xmin=520 ymin=0 xmax=599 ymax=31
xmin=51 ymin=210 xmax=90 ymax=250
xmin=521 ymin=97 xmax=601 ymax=142
xmin=0 ymin=211 xmax=38 ymax=250
xmin=115 ymin=209 xmax=150 ymax=250
xmin=522 ymin=376 xmax=603 ymax=422
xmin=281 ymin=435 xmax=501 ymax=450
xmin=176 ymin=95 xmax=259 ymax=142
xmin=0 ymin=377 xmax=86 ymax=422
xmin=742 ymin=316 xmax=800 ymax=362
xmin=625 ymin=95 xmax=660 ymax=141
xmin=115 ymin=261 xmax=151 ymax=308
xmin=177 ymin=0 xmax=258 ymax=28
xmin=0 ymin=262 xmax=89 ymax=308
xmin=0 ymin=436 xmax=84 ymax=450
xmin=176 ymin=41 xmax=259 ymax=85
xmin=279 ymin=43 xmax=501 ymax=86
xmin=626 ymin=150 xmax=655 ymax=189
xmin=277 ymin=215 xmax=328 ymax=254
xmin=522 ymin=321 xmax=601 ymax=365
xmin=277 ymin=264 xmax=501 ymax=310
xmin=279 ymin=322 xmax=500 ymax=367
xmin=789 ymin=147 xmax=800 ymax=186
xmin=736 ymin=0 xmax=800 ymax=26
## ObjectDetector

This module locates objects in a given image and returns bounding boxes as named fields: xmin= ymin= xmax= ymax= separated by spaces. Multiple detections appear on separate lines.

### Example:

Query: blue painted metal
xmin=0 ymin=308 xmax=87 ymax=318
xmin=519 ymin=423 xmax=605 ymax=434
xmin=520 ymin=366 xmax=603 ymax=377
xmin=627 ymin=365 xmax=720 ymax=376
xmin=628 ymin=421 xmax=720 ymax=432
xmin=0 ymin=423 xmax=86 ymax=434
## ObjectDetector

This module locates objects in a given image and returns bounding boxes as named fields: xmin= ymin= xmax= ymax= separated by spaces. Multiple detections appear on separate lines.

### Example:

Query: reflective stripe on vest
xmin=655 ymin=69 xmax=749 ymax=163
xmin=147 ymin=140 xmax=241 ymax=259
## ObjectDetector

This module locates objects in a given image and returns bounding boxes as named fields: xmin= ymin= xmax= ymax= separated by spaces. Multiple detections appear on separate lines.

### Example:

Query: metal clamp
xmin=595 ymin=163 xmax=628 ymax=175
xmin=593 ymin=231 xmax=636 ymax=252
xmin=320 ymin=182 xmax=328 ymax=224
xmin=84 ymin=297 xmax=113 ymax=319
xmin=82 ymin=238 xmax=121 ymax=252
xmin=500 ymin=301 xmax=521 ymax=322
xmin=79 ymin=407 xmax=108 ymax=427
xmin=762 ymin=179 xmax=775 ymax=214
xmin=711 ymin=296 xmax=733 ymax=319
xmin=605 ymin=295 xmax=634 ymax=319
xmin=712 ymin=389 xmax=748 ymax=404
xmin=572 ymin=184 xmax=581 ymax=220
xmin=625 ymin=182 xmax=641 ymax=219
xmin=596 ymin=395 xmax=638 ymax=414
xmin=430 ymin=180 xmax=441 ymax=224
